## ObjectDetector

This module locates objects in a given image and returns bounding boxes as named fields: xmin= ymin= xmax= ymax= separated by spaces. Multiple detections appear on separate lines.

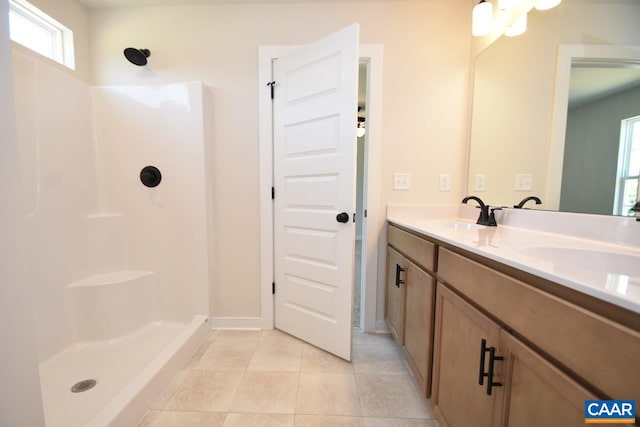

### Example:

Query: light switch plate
xmin=393 ymin=173 xmax=411 ymax=190
xmin=515 ymin=173 xmax=533 ymax=191
xmin=439 ymin=174 xmax=451 ymax=192
xmin=474 ymin=174 xmax=486 ymax=191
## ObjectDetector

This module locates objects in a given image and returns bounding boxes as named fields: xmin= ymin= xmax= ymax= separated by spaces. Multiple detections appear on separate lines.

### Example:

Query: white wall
xmin=0 ymin=0 xmax=46 ymax=424
xmin=89 ymin=0 xmax=472 ymax=321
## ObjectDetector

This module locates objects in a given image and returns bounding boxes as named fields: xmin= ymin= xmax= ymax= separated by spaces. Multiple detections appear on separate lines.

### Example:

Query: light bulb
xmin=535 ymin=0 xmax=561 ymax=11
xmin=498 ymin=0 xmax=520 ymax=10
xmin=472 ymin=0 xmax=493 ymax=37
xmin=505 ymin=13 xmax=527 ymax=37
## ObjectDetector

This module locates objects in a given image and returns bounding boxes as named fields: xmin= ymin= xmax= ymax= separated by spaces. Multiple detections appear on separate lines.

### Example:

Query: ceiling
xmin=79 ymin=0 xmax=417 ymax=9
xmin=568 ymin=65 xmax=640 ymax=109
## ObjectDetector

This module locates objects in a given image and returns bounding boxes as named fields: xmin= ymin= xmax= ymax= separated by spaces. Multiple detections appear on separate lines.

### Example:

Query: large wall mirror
xmin=467 ymin=0 xmax=640 ymax=215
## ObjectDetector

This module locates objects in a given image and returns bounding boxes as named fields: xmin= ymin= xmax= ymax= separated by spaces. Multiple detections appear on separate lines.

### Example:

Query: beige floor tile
xmin=352 ymin=331 xmax=397 ymax=346
xmin=363 ymin=418 xmax=436 ymax=427
xmin=229 ymin=371 xmax=299 ymax=414
xmin=151 ymin=369 xmax=190 ymax=410
xmin=223 ymin=413 xmax=294 ymax=427
xmin=352 ymin=345 xmax=408 ymax=375
xmin=260 ymin=329 xmax=304 ymax=344
xmin=165 ymin=370 xmax=243 ymax=412
xmin=137 ymin=410 xmax=160 ymax=426
xmin=196 ymin=342 xmax=257 ymax=371
xmin=301 ymin=344 xmax=354 ymax=374
xmin=356 ymin=374 xmax=432 ymax=418
xmin=296 ymin=373 xmax=362 ymax=416
xmin=214 ymin=330 xmax=261 ymax=342
xmin=295 ymin=414 xmax=365 ymax=426
xmin=248 ymin=342 xmax=303 ymax=371
xmin=149 ymin=411 xmax=226 ymax=427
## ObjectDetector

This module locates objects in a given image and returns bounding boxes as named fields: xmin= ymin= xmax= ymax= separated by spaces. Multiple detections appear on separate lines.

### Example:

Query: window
xmin=8 ymin=0 xmax=75 ymax=69
xmin=614 ymin=115 xmax=640 ymax=215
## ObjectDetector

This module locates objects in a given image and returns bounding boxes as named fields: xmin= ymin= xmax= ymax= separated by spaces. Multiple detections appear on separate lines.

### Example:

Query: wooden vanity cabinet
xmin=385 ymin=226 xmax=436 ymax=395
xmin=432 ymin=284 xmax=598 ymax=427
xmin=431 ymin=284 xmax=501 ymax=427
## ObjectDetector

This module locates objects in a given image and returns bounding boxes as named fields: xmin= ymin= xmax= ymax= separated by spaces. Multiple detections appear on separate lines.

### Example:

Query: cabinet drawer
xmin=438 ymin=247 xmax=640 ymax=404
xmin=388 ymin=224 xmax=436 ymax=272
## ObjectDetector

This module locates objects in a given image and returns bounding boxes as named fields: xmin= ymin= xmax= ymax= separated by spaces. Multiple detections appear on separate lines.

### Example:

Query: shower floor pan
xmin=39 ymin=316 xmax=208 ymax=427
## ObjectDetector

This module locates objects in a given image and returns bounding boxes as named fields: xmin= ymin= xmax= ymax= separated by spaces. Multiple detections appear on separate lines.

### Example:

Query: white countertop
xmin=387 ymin=205 xmax=640 ymax=314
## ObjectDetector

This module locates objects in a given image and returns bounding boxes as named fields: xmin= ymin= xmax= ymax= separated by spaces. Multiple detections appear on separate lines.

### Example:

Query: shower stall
xmin=13 ymin=48 xmax=213 ymax=426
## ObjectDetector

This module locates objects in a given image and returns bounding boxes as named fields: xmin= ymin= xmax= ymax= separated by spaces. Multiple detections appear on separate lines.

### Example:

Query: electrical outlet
xmin=393 ymin=173 xmax=411 ymax=190
xmin=439 ymin=174 xmax=451 ymax=192
xmin=474 ymin=174 xmax=486 ymax=192
xmin=515 ymin=173 xmax=533 ymax=191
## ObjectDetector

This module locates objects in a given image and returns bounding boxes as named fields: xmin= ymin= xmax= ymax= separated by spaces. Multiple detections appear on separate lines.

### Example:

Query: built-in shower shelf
xmin=68 ymin=271 xmax=154 ymax=288
xmin=68 ymin=270 xmax=158 ymax=342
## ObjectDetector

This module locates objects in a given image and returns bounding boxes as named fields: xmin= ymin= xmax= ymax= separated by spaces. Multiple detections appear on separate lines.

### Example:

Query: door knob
xmin=336 ymin=212 xmax=349 ymax=223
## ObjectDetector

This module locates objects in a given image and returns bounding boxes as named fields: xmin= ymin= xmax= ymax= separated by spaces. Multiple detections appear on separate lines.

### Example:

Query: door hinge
xmin=271 ymin=187 xmax=275 ymax=200
xmin=267 ymin=81 xmax=276 ymax=100
xmin=272 ymin=282 xmax=275 ymax=294
xmin=364 ymin=209 xmax=368 ymax=218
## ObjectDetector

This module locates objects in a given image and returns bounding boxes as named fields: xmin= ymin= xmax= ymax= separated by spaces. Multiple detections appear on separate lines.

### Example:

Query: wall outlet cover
xmin=439 ymin=174 xmax=451 ymax=192
xmin=393 ymin=173 xmax=411 ymax=190
xmin=474 ymin=174 xmax=486 ymax=192
xmin=515 ymin=173 xmax=533 ymax=191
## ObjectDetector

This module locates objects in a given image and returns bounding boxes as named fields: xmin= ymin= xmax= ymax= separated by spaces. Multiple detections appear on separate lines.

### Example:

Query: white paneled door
xmin=273 ymin=24 xmax=359 ymax=361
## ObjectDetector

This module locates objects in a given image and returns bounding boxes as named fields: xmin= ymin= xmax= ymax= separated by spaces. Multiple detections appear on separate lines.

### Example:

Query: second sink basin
xmin=518 ymin=246 xmax=640 ymax=277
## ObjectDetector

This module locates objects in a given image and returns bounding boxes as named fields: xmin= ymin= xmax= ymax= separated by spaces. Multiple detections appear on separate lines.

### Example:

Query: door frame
xmin=258 ymin=44 xmax=383 ymax=332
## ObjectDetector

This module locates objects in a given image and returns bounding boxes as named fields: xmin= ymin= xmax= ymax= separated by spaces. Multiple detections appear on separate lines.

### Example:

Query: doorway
xmin=353 ymin=61 xmax=368 ymax=329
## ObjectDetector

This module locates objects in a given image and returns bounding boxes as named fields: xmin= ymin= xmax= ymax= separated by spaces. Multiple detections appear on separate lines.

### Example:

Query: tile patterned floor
xmin=138 ymin=330 xmax=440 ymax=427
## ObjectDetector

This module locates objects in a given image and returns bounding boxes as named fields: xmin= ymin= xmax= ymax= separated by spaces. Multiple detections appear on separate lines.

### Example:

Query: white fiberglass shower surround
xmin=13 ymin=49 xmax=213 ymax=426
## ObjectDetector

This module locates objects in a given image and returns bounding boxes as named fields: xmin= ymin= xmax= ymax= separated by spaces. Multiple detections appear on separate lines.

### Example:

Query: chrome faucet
xmin=514 ymin=196 xmax=542 ymax=209
xmin=462 ymin=196 xmax=497 ymax=226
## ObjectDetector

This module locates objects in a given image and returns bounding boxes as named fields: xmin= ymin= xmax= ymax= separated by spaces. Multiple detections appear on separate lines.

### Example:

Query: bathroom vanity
xmin=385 ymin=207 xmax=640 ymax=427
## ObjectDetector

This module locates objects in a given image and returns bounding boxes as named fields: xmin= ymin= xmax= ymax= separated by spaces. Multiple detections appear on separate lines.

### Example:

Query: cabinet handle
xmin=479 ymin=338 xmax=503 ymax=395
xmin=395 ymin=264 xmax=405 ymax=288
xmin=479 ymin=338 xmax=488 ymax=386
xmin=486 ymin=346 xmax=504 ymax=396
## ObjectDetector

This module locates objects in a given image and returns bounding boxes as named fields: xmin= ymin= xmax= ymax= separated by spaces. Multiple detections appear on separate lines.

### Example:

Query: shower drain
xmin=71 ymin=379 xmax=97 ymax=393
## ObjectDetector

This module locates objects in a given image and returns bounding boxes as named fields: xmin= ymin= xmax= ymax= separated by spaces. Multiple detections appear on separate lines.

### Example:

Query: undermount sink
xmin=414 ymin=220 xmax=486 ymax=231
xmin=519 ymin=246 xmax=640 ymax=277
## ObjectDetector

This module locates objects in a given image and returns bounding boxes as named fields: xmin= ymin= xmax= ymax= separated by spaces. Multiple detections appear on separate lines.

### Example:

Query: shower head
xmin=124 ymin=48 xmax=150 ymax=66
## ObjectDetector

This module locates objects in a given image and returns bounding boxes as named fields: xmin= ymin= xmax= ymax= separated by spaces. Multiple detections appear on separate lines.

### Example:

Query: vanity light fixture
xmin=472 ymin=0 xmax=493 ymax=37
xmin=534 ymin=0 xmax=561 ymax=11
xmin=505 ymin=13 xmax=527 ymax=37
xmin=498 ymin=0 xmax=521 ymax=10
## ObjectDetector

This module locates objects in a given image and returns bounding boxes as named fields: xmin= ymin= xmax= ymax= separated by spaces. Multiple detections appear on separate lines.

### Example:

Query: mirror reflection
xmin=467 ymin=0 xmax=640 ymax=215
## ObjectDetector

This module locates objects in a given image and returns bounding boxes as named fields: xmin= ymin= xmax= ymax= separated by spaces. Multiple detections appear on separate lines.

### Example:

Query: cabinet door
xmin=385 ymin=246 xmax=406 ymax=345
xmin=499 ymin=331 xmax=598 ymax=427
xmin=403 ymin=259 xmax=435 ymax=396
xmin=432 ymin=284 xmax=502 ymax=427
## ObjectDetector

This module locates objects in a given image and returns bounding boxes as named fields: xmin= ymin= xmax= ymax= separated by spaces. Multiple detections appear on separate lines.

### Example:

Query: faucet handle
xmin=487 ymin=207 xmax=501 ymax=227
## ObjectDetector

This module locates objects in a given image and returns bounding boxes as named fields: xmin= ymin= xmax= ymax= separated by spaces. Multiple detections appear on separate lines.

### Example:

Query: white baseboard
xmin=209 ymin=317 xmax=262 ymax=330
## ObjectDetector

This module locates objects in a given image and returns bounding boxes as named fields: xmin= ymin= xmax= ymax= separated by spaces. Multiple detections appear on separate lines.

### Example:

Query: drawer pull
xmin=395 ymin=264 xmax=405 ymax=288
xmin=479 ymin=338 xmax=503 ymax=395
